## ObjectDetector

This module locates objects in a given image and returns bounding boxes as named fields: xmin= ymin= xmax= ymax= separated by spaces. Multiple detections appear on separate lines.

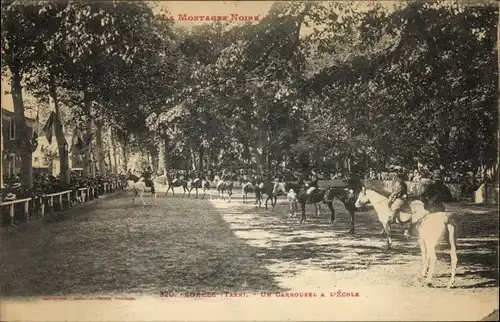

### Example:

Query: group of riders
xmin=128 ymin=166 xmax=452 ymax=226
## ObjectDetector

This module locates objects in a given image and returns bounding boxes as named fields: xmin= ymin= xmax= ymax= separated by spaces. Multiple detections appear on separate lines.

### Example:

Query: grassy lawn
xmin=0 ymin=192 xmax=281 ymax=297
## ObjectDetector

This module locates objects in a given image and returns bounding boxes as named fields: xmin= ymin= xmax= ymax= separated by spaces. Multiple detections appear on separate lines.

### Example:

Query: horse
xmin=187 ymin=177 xmax=210 ymax=199
xmin=273 ymin=181 xmax=303 ymax=196
xmin=294 ymin=187 xmax=340 ymax=224
xmin=241 ymin=179 xmax=263 ymax=205
xmin=354 ymin=188 xmax=413 ymax=250
xmin=127 ymin=174 xmax=157 ymax=206
xmin=255 ymin=178 xmax=277 ymax=210
xmin=408 ymin=200 xmax=458 ymax=288
xmin=165 ymin=176 xmax=188 ymax=196
xmin=214 ymin=176 xmax=233 ymax=202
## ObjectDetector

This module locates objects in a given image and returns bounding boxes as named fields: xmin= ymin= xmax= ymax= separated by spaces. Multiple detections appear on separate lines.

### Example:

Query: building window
xmin=8 ymin=154 xmax=15 ymax=177
xmin=9 ymin=118 xmax=15 ymax=140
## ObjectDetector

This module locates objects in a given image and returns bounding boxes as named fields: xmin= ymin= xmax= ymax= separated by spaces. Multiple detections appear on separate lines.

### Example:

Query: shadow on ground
xmin=217 ymin=197 xmax=498 ymax=289
xmin=0 ymin=191 xmax=282 ymax=297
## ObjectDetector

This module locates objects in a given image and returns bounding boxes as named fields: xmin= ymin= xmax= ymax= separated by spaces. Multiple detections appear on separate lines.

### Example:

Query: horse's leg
xmin=382 ymin=220 xmax=392 ymax=250
xmin=265 ymin=195 xmax=270 ymax=210
xmin=187 ymin=187 xmax=192 ymax=198
xmin=196 ymin=188 xmax=199 ymax=199
xmin=348 ymin=210 xmax=355 ymax=234
xmin=425 ymin=243 xmax=438 ymax=287
xmin=152 ymin=192 xmax=157 ymax=205
xmin=228 ymin=190 xmax=232 ymax=203
xmin=300 ymin=202 xmax=306 ymax=223
xmin=419 ymin=237 xmax=429 ymax=280
xmin=447 ymin=222 xmax=458 ymax=289
xmin=327 ymin=202 xmax=335 ymax=224
xmin=140 ymin=189 xmax=146 ymax=206
xmin=132 ymin=188 xmax=137 ymax=205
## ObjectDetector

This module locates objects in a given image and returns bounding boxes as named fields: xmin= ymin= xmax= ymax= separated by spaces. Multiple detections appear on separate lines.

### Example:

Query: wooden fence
xmin=0 ymin=181 xmax=125 ymax=227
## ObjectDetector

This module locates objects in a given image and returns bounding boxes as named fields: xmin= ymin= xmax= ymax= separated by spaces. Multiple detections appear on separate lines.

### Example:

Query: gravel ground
xmin=0 ymin=187 xmax=498 ymax=321
xmin=0 ymin=191 xmax=280 ymax=298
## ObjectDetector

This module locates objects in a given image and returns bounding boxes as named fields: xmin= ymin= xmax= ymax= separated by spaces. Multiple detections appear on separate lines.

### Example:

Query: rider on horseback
xmin=306 ymin=170 xmax=319 ymax=204
xmin=344 ymin=174 xmax=364 ymax=205
xmin=388 ymin=173 xmax=408 ymax=224
xmin=142 ymin=167 xmax=155 ymax=194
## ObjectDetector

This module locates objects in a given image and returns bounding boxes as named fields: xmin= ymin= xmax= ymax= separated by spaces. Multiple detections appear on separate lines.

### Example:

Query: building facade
xmin=1 ymin=108 xmax=36 ymax=179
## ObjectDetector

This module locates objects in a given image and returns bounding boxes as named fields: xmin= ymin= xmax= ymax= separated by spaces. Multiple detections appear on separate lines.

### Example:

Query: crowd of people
xmin=1 ymin=171 xmax=127 ymax=226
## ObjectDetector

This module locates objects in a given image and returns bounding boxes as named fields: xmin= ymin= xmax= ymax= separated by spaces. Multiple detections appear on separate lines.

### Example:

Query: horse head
xmin=354 ymin=187 xmax=370 ymax=209
xmin=409 ymin=200 xmax=429 ymax=224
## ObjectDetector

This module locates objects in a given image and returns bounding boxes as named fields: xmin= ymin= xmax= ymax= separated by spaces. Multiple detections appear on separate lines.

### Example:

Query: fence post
xmin=41 ymin=197 xmax=46 ymax=216
xmin=9 ymin=204 xmax=14 ymax=226
xmin=50 ymin=196 xmax=54 ymax=213
xmin=24 ymin=200 xmax=30 ymax=222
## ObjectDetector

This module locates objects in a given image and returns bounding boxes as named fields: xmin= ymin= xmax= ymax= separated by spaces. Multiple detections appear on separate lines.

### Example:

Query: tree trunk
xmin=49 ymin=75 xmax=70 ymax=186
xmin=163 ymin=136 xmax=170 ymax=179
xmin=267 ymin=151 xmax=272 ymax=179
xmin=10 ymin=66 xmax=33 ymax=188
xmin=190 ymin=148 xmax=197 ymax=171
xmin=83 ymin=91 xmax=93 ymax=177
xmin=107 ymin=151 xmax=113 ymax=174
xmin=199 ymin=145 xmax=204 ymax=173
xmin=95 ymin=120 xmax=106 ymax=176
xmin=497 ymin=3 xmax=500 ymax=189
xmin=110 ymin=127 xmax=118 ymax=174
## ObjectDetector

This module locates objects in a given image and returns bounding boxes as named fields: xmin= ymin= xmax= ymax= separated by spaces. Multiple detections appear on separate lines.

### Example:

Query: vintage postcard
xmin=1 ymin=0 xmax=498 ymax=321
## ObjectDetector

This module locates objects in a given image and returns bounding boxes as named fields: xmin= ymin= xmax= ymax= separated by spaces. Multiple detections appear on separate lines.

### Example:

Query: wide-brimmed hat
xmin=4 ymin=192 xmax=17 ymax=200
xmin=11 ymin=182 xmax=22 ymax=189
xmin=432 ymin=169 xmax=442 ymax=180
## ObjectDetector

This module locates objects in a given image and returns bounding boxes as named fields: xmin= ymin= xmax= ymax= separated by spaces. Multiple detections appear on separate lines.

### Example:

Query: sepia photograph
xmin=1 ymin=0 xmax=499 ymax=321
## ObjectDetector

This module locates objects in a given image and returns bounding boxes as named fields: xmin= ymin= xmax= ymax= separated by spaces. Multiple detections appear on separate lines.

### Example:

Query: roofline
xmin=1 ymin=107 xmax=36 ymax=123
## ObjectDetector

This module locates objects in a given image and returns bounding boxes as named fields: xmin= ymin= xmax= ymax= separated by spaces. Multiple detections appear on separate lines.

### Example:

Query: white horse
xmin=409 ymin=200 xmax=458 ymax=288
xmin=356 ymin=189 xmax=458 ymax=288
xmin=127 ymin=174 xmax=157 ymax=206
xmin=214 ymin=175 xmax=233 ymax=202
xmin=354 ymin=188 xmax=413 ymax=249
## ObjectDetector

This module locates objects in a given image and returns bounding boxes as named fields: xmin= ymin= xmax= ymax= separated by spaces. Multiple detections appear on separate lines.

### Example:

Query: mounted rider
xmin=344 ymin=174 xmax=364 ymax=204
xmin=305 ymin=170 xmax=319 ymax=204
xmin=142 ymin=166 xmax=155 ymax=194
xmin=388 ymin=173 xmax=408 ymax=224
xmin=221 ymin=169 xmax=232 ymax=182
xmin=421 ymin=169 xmax=453 ymax=213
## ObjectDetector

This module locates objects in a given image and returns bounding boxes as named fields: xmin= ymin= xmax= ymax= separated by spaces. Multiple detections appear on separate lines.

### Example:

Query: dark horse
xmin=187 ymin=177 xmax=210 ymax=199
xmin=165 ymin=176 xmax=188 ymax=196
xmin=278 ymin=180 xmax=363 ymax=233
xmin=255 ymin=178 xmax=278 ymax=210
xmin=296 ymin=187 xmax=336 ymax=224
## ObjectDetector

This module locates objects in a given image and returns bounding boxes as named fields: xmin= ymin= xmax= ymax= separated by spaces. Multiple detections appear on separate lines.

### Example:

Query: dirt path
xmin=209 ymin=198 xmax=499 ymax=321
